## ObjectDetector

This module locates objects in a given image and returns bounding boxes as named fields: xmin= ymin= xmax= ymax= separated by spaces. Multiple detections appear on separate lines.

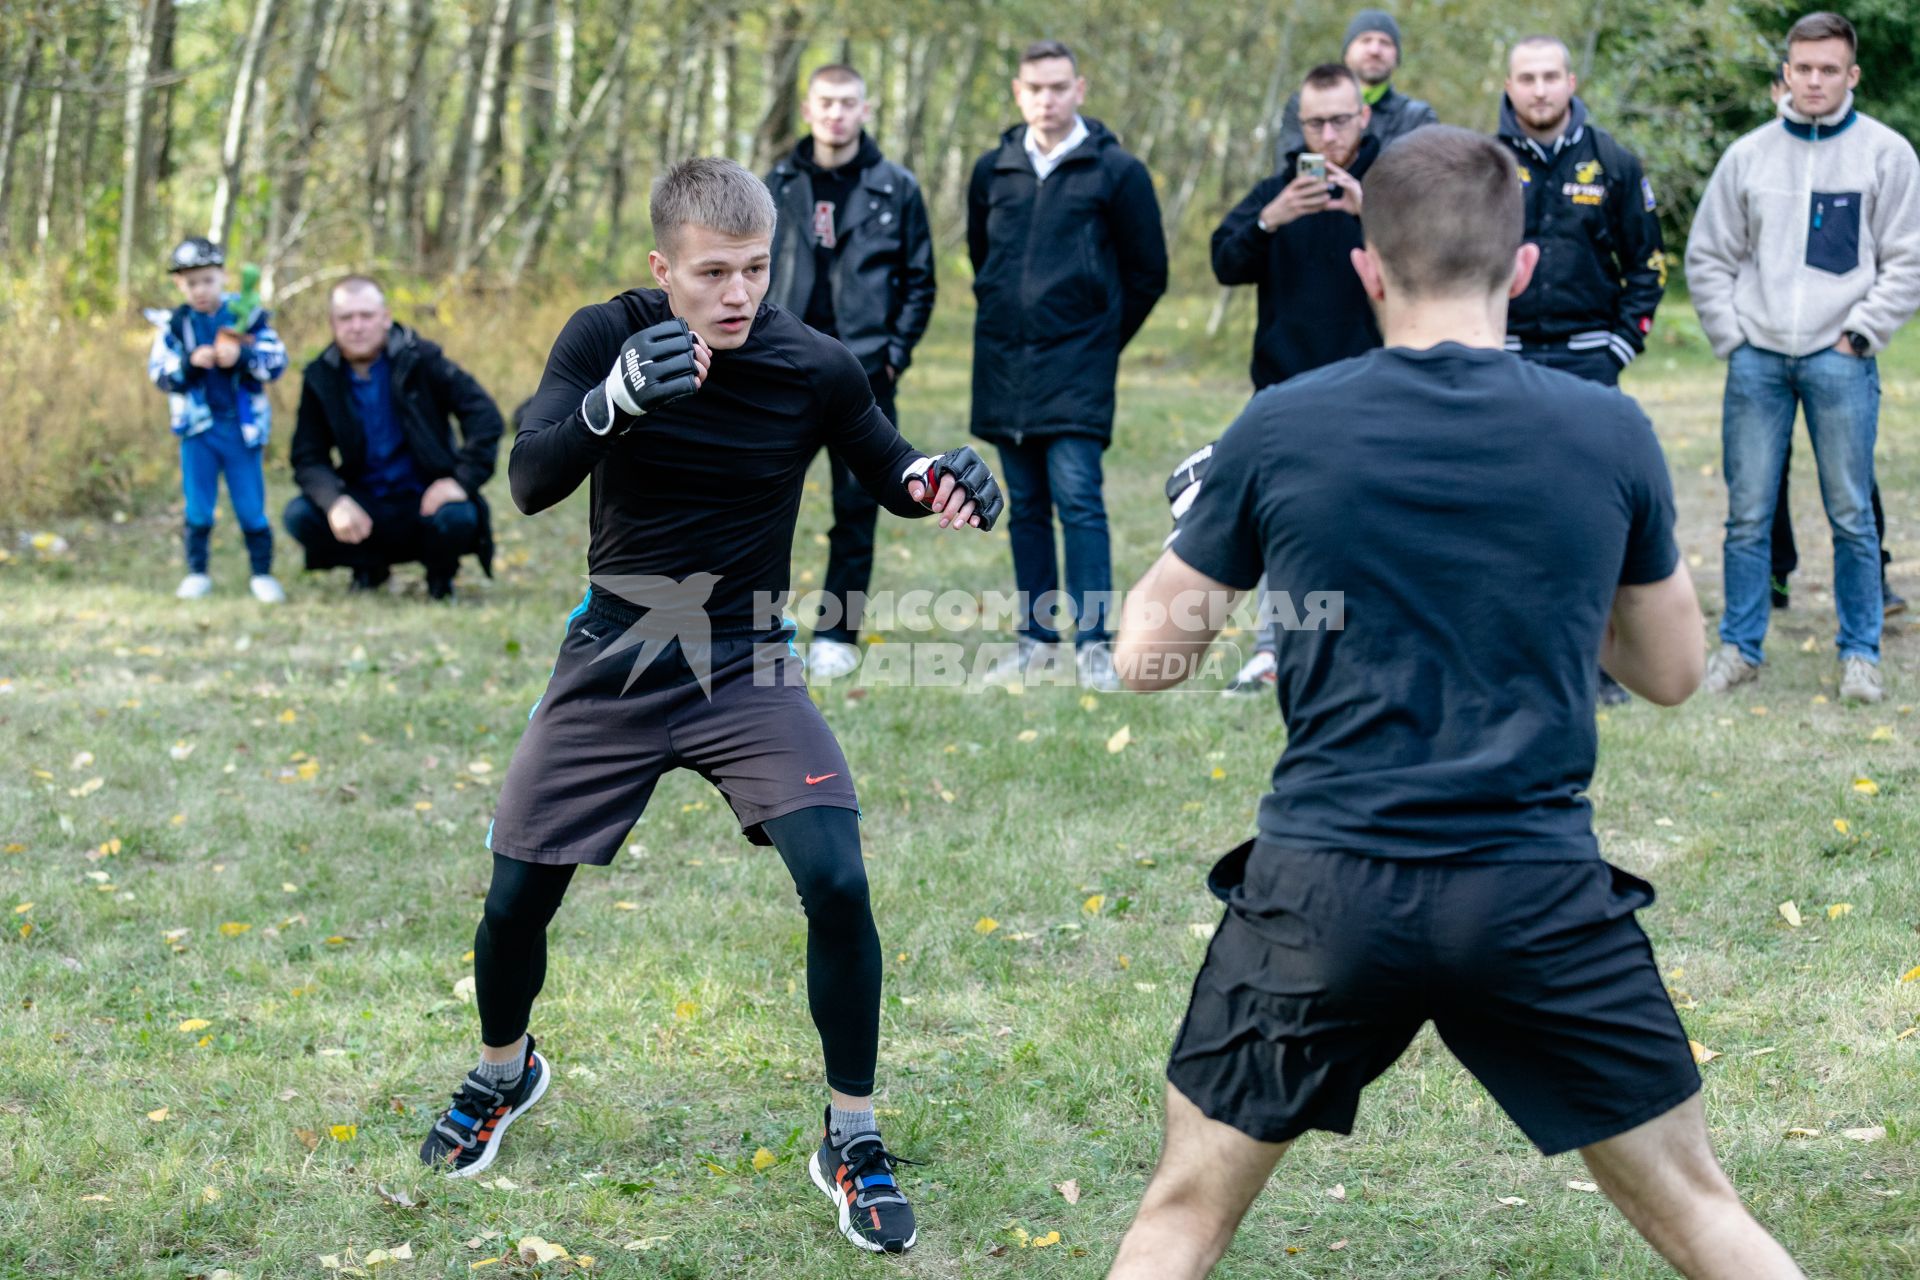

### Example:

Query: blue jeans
xmin=1720 ymin=344 xmax=1881 ymax=663
xmin=180 ymin=418 xmax=272 ymax=575
xmin=996 ymin=435 xmax=1112 ymax=646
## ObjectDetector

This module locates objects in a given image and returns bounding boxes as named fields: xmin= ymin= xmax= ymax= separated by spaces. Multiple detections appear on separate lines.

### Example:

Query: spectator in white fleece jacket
xmin=1686 ymin=10 xmax=1920 ymax=706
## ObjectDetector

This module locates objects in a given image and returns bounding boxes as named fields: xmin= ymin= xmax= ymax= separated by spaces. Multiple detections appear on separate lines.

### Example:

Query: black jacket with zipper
xmin=765 ymin=134 xmax=937 ymax=377
xmin=290 ymin=323 xmax=502 ymax=573
xmin=1497 ymin=95 xmax=1667 ymax=365
xmin=966 ymin=118 xmax=1168 ymax=445
xmin=1212 ymin=135 xmax=1382 ymax=389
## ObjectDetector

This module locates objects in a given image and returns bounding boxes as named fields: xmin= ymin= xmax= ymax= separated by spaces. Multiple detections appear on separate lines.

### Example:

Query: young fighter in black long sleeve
xmin=417 ymin=158 xmax=1001 ymax=1258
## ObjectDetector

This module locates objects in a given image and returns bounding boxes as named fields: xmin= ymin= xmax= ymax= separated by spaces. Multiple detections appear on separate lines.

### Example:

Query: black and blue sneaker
xmin=418 ymin=1035 xmax=549 ymax=1178
xmin=807 ymin=1108 xmax=918 ymax=1254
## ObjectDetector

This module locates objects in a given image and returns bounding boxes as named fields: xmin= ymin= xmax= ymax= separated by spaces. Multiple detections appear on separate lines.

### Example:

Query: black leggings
xmin=472 ymin=806 xmax=881 ymax=1096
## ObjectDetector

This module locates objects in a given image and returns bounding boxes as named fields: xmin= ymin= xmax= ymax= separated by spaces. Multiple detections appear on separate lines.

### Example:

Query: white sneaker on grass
xmin=175 ymin=573 xmax=213 ymax=600
xmin=1223 ymin=649 xmax=1278 ymax=696
xmin=1077 ymin=644 xmax=1121 ymax=692
xmin=1702 ymin=643 xmax=1759 ymax=694
xmin=1839 ymin=656 xmax=1884 ymax=704
xmin=248 ymin=574 xmax=286 ymax=604
xmin=806 ymin=638 xmax=861 ymax=680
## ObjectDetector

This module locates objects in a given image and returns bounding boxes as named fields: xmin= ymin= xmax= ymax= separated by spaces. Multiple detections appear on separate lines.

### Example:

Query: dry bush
xmin=0 ymin=273 xmax=603 ymax=522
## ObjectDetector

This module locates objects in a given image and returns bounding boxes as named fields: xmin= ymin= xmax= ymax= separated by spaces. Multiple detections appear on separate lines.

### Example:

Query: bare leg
xmin=1108 ymin=1084 xmax=1292 ymax=1280
xmin=1581 ymin=1093 xmax=1802 ymax=1279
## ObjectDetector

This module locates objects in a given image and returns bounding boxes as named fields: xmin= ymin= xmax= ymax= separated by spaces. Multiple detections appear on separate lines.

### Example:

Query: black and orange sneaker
xmin=417 ymin=1035 xmax=549 ymax=1178
xmin=807 ymin=1108 xmax=918 ymax=1254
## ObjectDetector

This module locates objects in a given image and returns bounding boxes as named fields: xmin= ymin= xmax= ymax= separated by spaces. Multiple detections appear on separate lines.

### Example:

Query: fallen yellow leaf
xmin=277 ymin=708 xmax=298 ymax=724
xmin=1899 ymin=965 xmax=1920 ymax=984
xmin=69 ymin=776 xmax=105 ymax=798
xmin=1210 ymin=766 xmax=1226 ymax=780
xmin=1105 ymin=724 xmax=1132 ymax=754
xmin=1853 ymin=777 xmax=1880 ymax=796
xmin=147 ymin=1107 xmax=169 ymax=1122
xmin=78 ymin=1194 xmax=110 ymax=1203
xmin=218 ymin=922 xmax=251 ymax=938
xmin=1834 ymin=818 xmax=1851 ymax=835
xmin=1895 ymin=1027 xmax=1917 ymax=1042
xmin=674 ymin=999 xmax=698 ymax=1020
xmin=296 ymin=760 xmax=320 ymax=781
xmin=176 ymin=1018 xmax=211 ymax=1033
xmin=974 ymin=916 xmax=999 ymax=935
xmin=1083 ymin=894 xmax=1106 ymax=915
xmin=613 ymin=901 xmax=638 ymax=911
xmin=1032 ymin=1231 xmax=1061 ymax=1248
xmin=516 ymin=1237 xmax=570 ymax=1264
xmin=12 ymin=902 xmax=31 ymax=914
xmin=1689 ymin=1040 xmax=1720 ymax=1065
xmin=1828 ymin=903 xmax=1853 ymax=920
xmin=1778 ymin=901 xmax=1802 ymax=929
xmin=1868 ymin=725 xmax=1894 ymax=742
xmin=1016 ymin=729 xmax=1038 ymax=743
xmin=1056 ymin=1179 xmax=1081 ymax=1204
xmin=330 ymin=1124 xmax=358 ymax=1142
xmin=201 ymin=1186 xmax=221 ymax=1204
xmin=752 ymin=1147 xmax=777 ymax=1172
xmin=1079 ymin=694 xmax=1099 ymax=711
xmin=70 ymin=751 xmax=94 ymax=771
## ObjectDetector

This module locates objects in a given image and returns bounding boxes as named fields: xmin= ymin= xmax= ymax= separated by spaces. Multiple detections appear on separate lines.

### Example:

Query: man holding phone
xmin=1209 ymin=63 xmax=1382 ymax=693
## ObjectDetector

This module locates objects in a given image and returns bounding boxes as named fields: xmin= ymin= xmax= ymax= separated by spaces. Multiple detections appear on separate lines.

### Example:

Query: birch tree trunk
xmin=0 ymin=27 xmax=38 ymax=254
xmin=207 ymin=0 xmax=281 ymax=250
xmin=32 ymin=36 xmax=67 ymax=253
xmin=506 ymin=25 xmax=632 ymax=280
xmin=751 ymin=4 xmax=805 ymax=172
xmin=265 ymin=0 xmax=337 ymax=284
xmin=118 ymin=0 xmax=162 ymax=302
xmin=453 ymin=0 xmax=516 ymax=272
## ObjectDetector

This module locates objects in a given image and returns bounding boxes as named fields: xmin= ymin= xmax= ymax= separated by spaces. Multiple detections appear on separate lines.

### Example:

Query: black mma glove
xmin=903 ymin=445 xmax=1004 ymax=531
xmin=1164 ymin=442 xmax=1214 ymax=546
xmin=579 ymin=317 xmax=702 ymax=436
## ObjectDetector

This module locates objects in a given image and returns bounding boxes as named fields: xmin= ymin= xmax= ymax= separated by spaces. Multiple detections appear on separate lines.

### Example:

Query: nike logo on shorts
xmin=805 ymin=773 xmax=840 ymax=786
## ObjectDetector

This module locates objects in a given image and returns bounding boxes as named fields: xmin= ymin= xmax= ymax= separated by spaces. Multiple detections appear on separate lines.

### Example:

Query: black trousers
xmin=1770 ymin=449 xmax=1891 ymax=583
xmin=815 ymin=370 xmax=899 ymax=645
xmin=283 ymin=490 xmax=482 ymax=580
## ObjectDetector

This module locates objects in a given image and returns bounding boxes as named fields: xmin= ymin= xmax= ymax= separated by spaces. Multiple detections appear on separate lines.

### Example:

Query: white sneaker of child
xmin=176 ymin=573 xmax=214 ymax=600
xmin=248 ymin=574 xmax=286 ymax=604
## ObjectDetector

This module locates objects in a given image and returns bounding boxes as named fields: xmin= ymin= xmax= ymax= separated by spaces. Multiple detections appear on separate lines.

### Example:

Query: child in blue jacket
xmin=146 ymin=236 xmax=290 ymax=601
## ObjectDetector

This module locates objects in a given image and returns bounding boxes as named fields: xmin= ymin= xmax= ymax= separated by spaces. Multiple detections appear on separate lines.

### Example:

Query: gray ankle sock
xmin=474 ymin=1042 xmax=525 ymax=1090
xmin=829 ymin=1103 xmax=877 ymax=1146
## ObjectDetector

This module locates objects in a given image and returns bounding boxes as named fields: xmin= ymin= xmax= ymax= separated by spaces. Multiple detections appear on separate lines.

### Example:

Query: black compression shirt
xmin=510 ymin=289 xmax=929 ymax=629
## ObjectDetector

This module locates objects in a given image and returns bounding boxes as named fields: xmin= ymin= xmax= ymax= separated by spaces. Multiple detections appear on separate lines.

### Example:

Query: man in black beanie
xmin=1275 ymin=8 xmax=1437 ymax=162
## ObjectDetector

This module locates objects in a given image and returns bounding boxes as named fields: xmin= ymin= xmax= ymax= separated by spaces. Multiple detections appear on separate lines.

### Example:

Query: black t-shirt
xmin=796 ymin=135 xmax=878 ymax=335
xmin=509 ymin=289 xmax=929 ymax=630
xmin=1171 ymin=343 xmax=1679 ymax=861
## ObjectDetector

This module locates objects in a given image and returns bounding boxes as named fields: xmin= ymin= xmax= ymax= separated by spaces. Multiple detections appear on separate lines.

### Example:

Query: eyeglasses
xmin=1301 ymin=113 xmax=1359 ymax=133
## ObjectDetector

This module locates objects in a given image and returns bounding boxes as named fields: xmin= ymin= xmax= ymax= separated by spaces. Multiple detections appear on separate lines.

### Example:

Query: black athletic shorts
xmin=1167 ymin=840 xmax=1701 ymax=1156
xmin=487 ymin=591 xmax=860 ymax=864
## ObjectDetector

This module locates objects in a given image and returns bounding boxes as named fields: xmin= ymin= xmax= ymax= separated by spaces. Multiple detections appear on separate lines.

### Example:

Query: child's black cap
xmin=168 ymin=236 xmax=224 ymax=273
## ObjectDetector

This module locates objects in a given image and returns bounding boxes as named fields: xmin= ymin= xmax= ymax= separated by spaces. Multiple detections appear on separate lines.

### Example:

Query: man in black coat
xmin=1274 ymin=9 xmax=1437 ymax=163
xmin=967 ymin=39 xmax=1168 ymax=689
xmin=284 ymin=277 xmax=502 ymax=600
xmin=765 ymin=63 xmax=936 ymax=679
xmin=1211 ymin=63 xmax=1384 ymax=697
xmin=1214 ymin=64 xmax=1382 ymax=390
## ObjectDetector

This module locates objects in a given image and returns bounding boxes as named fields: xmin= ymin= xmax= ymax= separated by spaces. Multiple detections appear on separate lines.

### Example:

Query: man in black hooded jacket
xmin=1274 ymin=9 xmax=1438 ymax=163
xmin=967 ymin=39 xmax=1167 ymax=689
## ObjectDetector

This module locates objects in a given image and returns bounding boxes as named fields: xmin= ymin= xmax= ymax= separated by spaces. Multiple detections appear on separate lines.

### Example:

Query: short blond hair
xmin=650 ymin=157 xmax=776 ymax=256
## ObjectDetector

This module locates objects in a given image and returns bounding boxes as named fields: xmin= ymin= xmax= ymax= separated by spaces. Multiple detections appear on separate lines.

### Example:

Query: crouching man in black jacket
xmin=968 ymin=39 xmax=1168 ymax=690
xmin=766 ymin=63 xmax=936 ymax=679
xmin=285 ymin=277 xmax=503 ymax=600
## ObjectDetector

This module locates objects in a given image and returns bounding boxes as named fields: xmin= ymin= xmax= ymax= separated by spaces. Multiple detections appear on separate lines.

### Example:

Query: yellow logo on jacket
xmin=1575 ymin=158 xmax=1604 ymax=184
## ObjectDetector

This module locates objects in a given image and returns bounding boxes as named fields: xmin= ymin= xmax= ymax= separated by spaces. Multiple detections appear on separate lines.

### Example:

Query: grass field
xmin=1 ymin=296 xmax=1917 ymax=1278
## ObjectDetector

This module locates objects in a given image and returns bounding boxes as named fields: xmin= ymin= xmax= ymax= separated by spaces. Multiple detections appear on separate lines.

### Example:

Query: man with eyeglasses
xmin=1211 ymin=63 xmax=1382 ymax=696
xmin=1274 ymin=9 xmax=1436 ymax=163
